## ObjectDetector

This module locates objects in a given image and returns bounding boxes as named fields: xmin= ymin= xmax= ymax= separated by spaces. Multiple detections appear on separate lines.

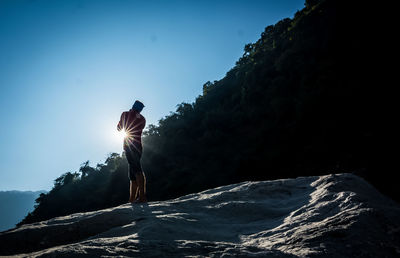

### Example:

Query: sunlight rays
xmin=113 ymin=129 xmax=128 ymax=144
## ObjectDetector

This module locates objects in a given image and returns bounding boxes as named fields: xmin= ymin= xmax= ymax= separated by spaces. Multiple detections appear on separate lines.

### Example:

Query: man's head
xmin=132 ymin=100 xmax=145 ymax=113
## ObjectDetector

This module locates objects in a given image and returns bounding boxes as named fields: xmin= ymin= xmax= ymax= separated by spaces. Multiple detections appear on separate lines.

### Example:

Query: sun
xmin=113 ymin=129 xmax=127 ymax=143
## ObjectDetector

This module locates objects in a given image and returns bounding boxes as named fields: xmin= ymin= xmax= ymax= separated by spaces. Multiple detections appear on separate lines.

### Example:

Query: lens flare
xmin=113 ymin=129 xmax=127 ymax=144
xmin=120 ymin=130 xmax=128 ymax=139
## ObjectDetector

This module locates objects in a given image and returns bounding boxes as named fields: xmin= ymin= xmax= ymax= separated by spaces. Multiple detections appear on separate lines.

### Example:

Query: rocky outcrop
xmin=1 ymin=173 xmax=399 ymax=257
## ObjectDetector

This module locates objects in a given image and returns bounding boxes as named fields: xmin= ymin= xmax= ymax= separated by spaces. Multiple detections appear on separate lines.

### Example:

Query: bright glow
xmin=113 ymin=129 xmax=127 ymax=144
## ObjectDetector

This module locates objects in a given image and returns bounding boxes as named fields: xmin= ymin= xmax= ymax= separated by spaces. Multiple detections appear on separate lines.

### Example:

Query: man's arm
xmin=142 ymin=117 xmax=146 ymax=130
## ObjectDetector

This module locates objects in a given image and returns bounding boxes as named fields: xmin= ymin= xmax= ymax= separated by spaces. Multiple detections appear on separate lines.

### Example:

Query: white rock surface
xmin=1 ymin=173 xmax=399 ymax=257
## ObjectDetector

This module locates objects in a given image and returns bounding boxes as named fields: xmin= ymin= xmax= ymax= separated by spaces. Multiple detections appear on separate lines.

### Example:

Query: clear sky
xmin=0 ymin=0 xmax=305 ymax=191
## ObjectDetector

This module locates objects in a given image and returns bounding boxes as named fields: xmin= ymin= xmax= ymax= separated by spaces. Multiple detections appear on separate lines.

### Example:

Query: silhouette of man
xmin=117 ymin=100 xmax=147 ymax=203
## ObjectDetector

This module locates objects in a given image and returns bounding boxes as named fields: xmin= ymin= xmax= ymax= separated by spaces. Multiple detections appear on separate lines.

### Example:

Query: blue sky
xmin=0 ymin=0 xmax=304 ymax=191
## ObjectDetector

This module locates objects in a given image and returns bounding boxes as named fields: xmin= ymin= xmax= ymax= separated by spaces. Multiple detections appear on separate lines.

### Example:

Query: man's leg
xmin=143 ymin=172 xmax=146 ymax=195
xmin=127 ymin=150 xmax=138 ymax=203
xmin=129 ymin=180 xmax=138 ymax=203
xmin=135 ymin=172 xmax=147 ymax=202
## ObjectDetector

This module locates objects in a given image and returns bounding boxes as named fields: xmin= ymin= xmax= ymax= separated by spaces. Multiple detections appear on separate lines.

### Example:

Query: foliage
xmin=18 ymin=154 xmax=129 ymax=225
xmin=141 ymin=0 xmax=383 ymax=201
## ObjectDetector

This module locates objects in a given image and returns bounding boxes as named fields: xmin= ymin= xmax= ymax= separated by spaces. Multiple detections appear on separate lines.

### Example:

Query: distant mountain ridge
xmin=0 ymin=190 xmax=45 ymax=194
xmin=0 ymin=190 xmax=46 ymax=232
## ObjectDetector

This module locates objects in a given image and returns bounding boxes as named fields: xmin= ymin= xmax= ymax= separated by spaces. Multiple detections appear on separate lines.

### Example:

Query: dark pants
xmin=125 ymin=148 xmax=142 ymax=181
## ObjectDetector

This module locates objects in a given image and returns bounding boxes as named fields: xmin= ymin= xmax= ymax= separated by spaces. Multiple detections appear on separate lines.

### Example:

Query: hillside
xmin=141 ymin=0 xmax=385 ymax=201
xmin=1 ymin=174 xmax=399 ymax=257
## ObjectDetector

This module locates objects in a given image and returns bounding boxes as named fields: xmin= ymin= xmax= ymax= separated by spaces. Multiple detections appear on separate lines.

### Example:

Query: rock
xmin=1 ymin=173 xmax=399 ymax=257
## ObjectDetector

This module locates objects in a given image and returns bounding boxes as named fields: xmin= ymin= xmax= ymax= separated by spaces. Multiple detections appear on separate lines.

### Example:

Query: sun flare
xmin=114 ymin=129 xmax=127 ymax=143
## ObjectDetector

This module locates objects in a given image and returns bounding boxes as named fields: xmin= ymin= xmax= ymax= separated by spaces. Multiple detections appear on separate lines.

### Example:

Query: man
xmin=117 ymin=100 xmax=147 ymax=203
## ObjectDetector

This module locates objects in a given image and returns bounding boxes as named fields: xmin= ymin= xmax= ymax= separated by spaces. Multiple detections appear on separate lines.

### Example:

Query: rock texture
xmin=1 ymin=173 xmax=399 ymax=257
